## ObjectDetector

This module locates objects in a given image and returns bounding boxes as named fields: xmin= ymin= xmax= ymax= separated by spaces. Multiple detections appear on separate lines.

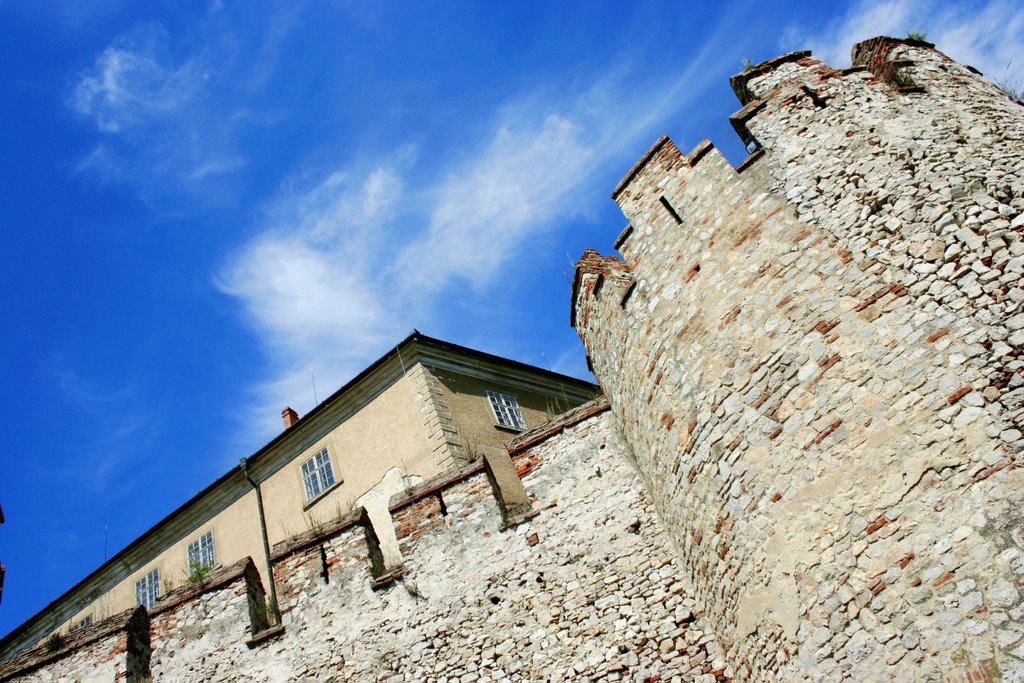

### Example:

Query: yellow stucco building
xmin=0 ymin=332 xmax=597 ymax=656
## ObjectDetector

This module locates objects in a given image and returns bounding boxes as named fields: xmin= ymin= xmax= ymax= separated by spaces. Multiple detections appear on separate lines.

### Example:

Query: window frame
xmin=300 ymin=446 xmax=337 ymax=503
xmin=486 ymin=389 xmax=527 ymax=431
xmin=135 ymin=567 xmax=161 ymax=610
xmin=187 ymin=530 xmax=217 ymax=571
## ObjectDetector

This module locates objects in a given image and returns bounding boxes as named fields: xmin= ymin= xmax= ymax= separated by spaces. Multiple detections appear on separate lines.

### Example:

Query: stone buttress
xmin=574 ymin=37 xmax=1024 ymax=681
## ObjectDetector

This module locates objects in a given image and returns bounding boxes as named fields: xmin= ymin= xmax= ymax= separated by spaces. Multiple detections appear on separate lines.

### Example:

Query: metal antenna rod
xmin=311 ymin=368 xmax=319 ymax=405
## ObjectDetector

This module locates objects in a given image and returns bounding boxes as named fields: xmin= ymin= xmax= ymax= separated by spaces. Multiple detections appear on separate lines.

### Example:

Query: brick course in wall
xmin=574 ymin=36 xmax=1024 ymax=681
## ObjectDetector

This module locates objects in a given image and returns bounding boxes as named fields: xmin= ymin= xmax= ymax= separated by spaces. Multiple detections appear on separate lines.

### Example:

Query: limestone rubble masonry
xmin=5 ymin=34 xmax=1024 ymax=683
xmin=1 ymin=406 xmax=732 ymax=682
xmin=574 ymin=36 xmax=1024 ymax=681
xmin=232 ymin=408 xmax=729 ymax=682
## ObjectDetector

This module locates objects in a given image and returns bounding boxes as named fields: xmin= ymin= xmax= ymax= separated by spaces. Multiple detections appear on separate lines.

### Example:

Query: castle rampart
xmin=0 ymin=401 xmax=732 ymax=681
xmin=574 ymin=37 xmax=1024 ymax=680
xmin=0 ymin=606 xmax=150 ymax=682
xmin=5 ymin=34 xmax=1024 ymax=683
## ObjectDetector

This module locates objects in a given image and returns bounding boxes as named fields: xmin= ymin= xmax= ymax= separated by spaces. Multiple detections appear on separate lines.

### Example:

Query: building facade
xmin=0 ymin=332 xmax=597 ymax=659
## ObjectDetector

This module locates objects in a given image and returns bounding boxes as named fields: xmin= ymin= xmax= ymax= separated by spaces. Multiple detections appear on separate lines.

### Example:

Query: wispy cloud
xmin=783 ymin=0 xmax=1024 ymax=84
xmin=214 ymin=26 xmax=738 ymax=441
xmin=215 ymin=159 xmax=414 ymax=430
xmin=66 ymin=18 xmax=259 ymax=208
xmin=389 ymin=8 xmax=746 ymax=298
xmin=394 ymin=113 xmax=594 ymax=294
xmin=71 ymin=24 xmax=205 ymax=134
xmin=65 ymin=5 xmax=747 ymax=447
xmin=51 ymin=368 xmax=155 ymax=490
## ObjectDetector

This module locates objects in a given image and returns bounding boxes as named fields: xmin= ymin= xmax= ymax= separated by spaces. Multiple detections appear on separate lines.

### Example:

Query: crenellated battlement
xmin=0 ymin=400 xmax=733 ymax=681
xmin=730 ymin=36 xmax=945 ymax=107
xmin=0 ymin=606 xmax=150 ymax=682
xmin=4 ymin=34 xmax=1023 ymax=683
xmin=574 ymin=35 xmax=1024 ymax=681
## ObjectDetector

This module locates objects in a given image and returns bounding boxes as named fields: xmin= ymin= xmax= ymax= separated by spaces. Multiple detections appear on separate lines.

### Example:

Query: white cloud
xmin=395 ymin=114 xmax=594 ymax=293
xmin=212 ymin=111 xmax=596 ymax=434
xmin=933 ymin=1 xmax=1024 ymax=83
xmin=71 ymin=24 xmax=204 ymax=134
xmin=215 ymin=161 xmax=413 ymax=428
xmin=67 ymin=22 xmax=252 ymax=207
xmin=392 ymin=19 xmax=740 ymax=298
xmin=218 ymin=238 xmax=386 ymax=353
xmin=214 ymin=10 xmax=743 ymax=443
xmin=786 ymin=0 xmax=1024 ymax=85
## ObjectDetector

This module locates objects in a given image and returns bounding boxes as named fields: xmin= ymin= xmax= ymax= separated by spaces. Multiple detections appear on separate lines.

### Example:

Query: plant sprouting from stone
xmin=402 ymin=578 xmax=423 ymax=599
xmin=742 ymin=57 xmax=755 ymax=72
xmin=186 ymin=560 xmax=216 ymax=585
xmin=994 ymin=63 xmax=1023 ymax=105
xmin=304 ymin=513 xmax=324 ymax=535
xmin=906 ymin=29 xmax=927 ymax=41
xmin=44 ymin=632 xmax=63 ymax=652
xmin=333 ymin=499 xmax=357 ymax=521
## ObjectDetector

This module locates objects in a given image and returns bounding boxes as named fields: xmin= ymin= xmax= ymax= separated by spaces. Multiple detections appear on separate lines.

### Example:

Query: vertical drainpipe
xmin=240 ymin=458 xmax=280 ymax=624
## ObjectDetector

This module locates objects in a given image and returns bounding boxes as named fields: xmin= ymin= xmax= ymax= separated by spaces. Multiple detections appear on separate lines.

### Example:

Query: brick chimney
xmin=281 ymin=406 xmax=300 ymax=429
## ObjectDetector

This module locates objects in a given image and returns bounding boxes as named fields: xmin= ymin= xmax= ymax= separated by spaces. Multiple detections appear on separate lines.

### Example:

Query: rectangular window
xmin=72 ymin=615 xmax=92 ymax=631
xmin=135 ymin=568 xmax=160 ymax=610
xmin=486 ymin=390 xmax=527 ymax=430
xmin=187 ymin=531 xmax=216 ymax=570
xmin=301 ymin=447 xmax=336 ymax=501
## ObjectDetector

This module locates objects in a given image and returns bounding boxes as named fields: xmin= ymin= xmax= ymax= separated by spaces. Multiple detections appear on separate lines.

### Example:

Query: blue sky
xmin=1 ymin=0 xmax=1022 ymax=638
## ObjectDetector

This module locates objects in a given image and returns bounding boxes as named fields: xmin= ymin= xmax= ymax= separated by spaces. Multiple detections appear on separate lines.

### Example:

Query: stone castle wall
xmin=0 ymin=607 xmax=150 ymax=683
xmin=252 ymin=406 xmax=724 ymax=682
xmin=5 ymin=35 xmax=1024 ymax=683
xmin=146 ymin=558 xmax=269 ymax=679
xmin=0 ymin=401 xmax=729 ymax=682
xmin=573 ymin=37 xmax=1024 ymax=680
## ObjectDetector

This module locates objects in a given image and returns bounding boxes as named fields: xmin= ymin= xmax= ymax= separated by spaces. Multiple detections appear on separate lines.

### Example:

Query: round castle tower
xmin=574 ymin=37 xmax=1024 ymax=680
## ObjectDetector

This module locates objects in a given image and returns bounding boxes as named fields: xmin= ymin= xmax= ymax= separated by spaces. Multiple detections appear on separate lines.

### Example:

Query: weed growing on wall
xmin=994 ymin=64 xmax=1023 ymax=104
xmin=186 ymin=561 xmax=216 ymax=585
xmin=44 ymin=633 xmax=62 ymax=653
